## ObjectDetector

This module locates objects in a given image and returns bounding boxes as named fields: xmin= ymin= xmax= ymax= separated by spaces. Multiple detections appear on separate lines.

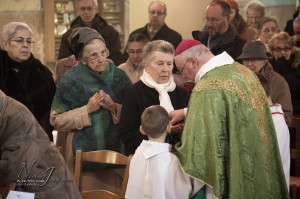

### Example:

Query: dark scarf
xmin=0 ymin=50 xmax=36 ymax=112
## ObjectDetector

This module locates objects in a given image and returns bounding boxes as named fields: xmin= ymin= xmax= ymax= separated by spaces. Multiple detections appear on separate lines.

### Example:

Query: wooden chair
xmin=290 ymin=149 xmax=300 ymax=199
xmin=289 ymin=116 xmax=300 ymax=176
xmin=74 ymin=150 xmax=132 ymax=199
xmin=0 ymin=183 xmax=16 ymax=199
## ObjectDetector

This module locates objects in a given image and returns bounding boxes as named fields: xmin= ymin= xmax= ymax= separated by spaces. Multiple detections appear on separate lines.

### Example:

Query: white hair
xmin=0 ymin=22 xmax=33 ymax=49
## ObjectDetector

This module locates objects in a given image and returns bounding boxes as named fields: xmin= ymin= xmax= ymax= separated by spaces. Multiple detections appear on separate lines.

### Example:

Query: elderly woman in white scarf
xmin=119 ymin=40 xmax=190 ymax=155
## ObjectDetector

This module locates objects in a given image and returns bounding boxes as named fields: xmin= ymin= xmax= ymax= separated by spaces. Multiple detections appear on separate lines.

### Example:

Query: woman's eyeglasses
xmin=10 ymin=38 xmax=35 ymax=45
xmin=86 ymin=49 xmax=110 ymax=61
xmin=272 ymin=47 xmax=291 ymax=53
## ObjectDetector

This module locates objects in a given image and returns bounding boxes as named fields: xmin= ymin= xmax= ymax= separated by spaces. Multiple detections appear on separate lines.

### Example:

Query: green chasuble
xmin=52 ymin=62 xmax=131 ymax=158
xmin=175 ymin=63 xmax=289 ymax=199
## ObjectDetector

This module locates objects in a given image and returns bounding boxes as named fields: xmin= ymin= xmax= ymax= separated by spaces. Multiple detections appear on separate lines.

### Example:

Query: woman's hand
xmin=99 ymin=91 xmax=117 ymax=112
xmin=86 ymin=92 xmax=103 ymax=113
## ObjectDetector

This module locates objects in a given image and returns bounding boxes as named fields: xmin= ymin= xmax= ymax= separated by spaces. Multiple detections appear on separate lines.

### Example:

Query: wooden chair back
xmin=74 ymin=150 xmax=132 ymax=199
xmin=81 ymin=189 xmax=120 ymax=199
xmin=290 ymin=149 xmax=300 ymax=199
xmin=289 ymin=116 xmax=300 ymax=176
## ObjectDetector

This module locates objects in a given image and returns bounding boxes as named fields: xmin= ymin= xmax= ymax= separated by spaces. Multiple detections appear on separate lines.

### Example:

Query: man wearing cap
xmin=58 ymin=0 xmax=124 ymax=65
xmin=237 ymin=40 xmax=292 ymax=124
xmin=192 ymin=0 xmax=245 ymax=60
xmin=51 ymin=27 xmax=131 ymax=191
xmin=169 ymin=39 xmax=289 ymax=199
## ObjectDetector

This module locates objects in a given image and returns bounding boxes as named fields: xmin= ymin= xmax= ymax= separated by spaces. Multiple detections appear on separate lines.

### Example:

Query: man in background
xmin=192 ymin=0 xmax=245 ymax=60
xmin=58 ymin=0 xmax=124 ymax=65
xmin=129 ymin=1 xmax=182 ymax=50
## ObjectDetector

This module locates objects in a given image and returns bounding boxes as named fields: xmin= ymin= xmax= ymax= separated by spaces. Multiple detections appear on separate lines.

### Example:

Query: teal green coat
xmin=52 ymin=62 xmax=131 ymax=156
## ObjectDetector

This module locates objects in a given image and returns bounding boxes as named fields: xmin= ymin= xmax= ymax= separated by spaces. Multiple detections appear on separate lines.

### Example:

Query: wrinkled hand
xmin=169 ymin=109 xmax=185 ymax=125
xmin=87 ymin=92 xmax=103 ymax=113
xmin=170 ymin=123 xmax=184 ymax=133
xmin=99 ymin=91 xmax=116 ymax=112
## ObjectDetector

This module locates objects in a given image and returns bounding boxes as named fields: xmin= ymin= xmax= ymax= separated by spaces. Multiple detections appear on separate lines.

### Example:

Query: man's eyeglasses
xmin=149 ymin=11 xmax=165 ymax=16
xmin=272 ymin=47 xmax=291 ymax=53
xmin=10 ymin=38 xmax=35 ymax=45
xmin=203 ymin=17 xmax=225 ymax=23
xmin=262 ymin=27 xmax=277 ymax=33
xmin=128 ymin=49 xmax=143 ymax=54
xmin=86 ymin=49 xmax=110 ymax=61
xmin=180 ymin=58 xmax=190 ymax=73
xmin=78 ymin=6 xmax=95 ymax=12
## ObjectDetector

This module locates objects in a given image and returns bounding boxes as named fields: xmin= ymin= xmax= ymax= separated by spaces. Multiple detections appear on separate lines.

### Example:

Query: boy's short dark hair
xmin=141 ymin=105 xmax=170 ymax=139
xmin=256 ymin=74 xmax=270 ymax=97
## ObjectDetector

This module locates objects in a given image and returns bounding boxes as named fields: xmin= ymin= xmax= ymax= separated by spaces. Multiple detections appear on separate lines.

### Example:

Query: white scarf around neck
xmin=140 ymin=69 xmax=176 ymax=113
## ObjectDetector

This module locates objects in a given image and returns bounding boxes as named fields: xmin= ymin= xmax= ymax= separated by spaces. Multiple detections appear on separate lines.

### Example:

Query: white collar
xmin=140 ymin=140 xmax=171 ymax=159
xmin=195 ymin=52 xmax=234 ymax=82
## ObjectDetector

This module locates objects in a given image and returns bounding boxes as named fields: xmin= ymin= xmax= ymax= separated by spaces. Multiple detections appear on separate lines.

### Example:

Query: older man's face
xmin=247 ymin=9 xmax=262 ymax=29
xmin=148 ymin=2 xmax=166 ymax=27
xmin=205 ymin=4 xmax=229 ymax=37
xmin=77 ymin=0 xmax=98 ymax=23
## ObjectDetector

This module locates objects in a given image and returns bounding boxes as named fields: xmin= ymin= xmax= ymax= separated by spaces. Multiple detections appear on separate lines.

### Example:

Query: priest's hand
xmin=169 ymin=109 xmax=185 ymax=125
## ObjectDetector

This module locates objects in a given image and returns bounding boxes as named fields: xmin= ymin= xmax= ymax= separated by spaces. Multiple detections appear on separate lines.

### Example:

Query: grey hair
xmin=76 ymin=0 xmax=98 ymax=7
xmin=257 ymin=16 xmax=278 ymax=31
xmin=143 ymin=40 xmax=174 ymax=64
xmin=245 ymin=1 xmax=265 ymax=17
xmin=0 ymin=22 xmax=33 ymax=49
xmin=148 ymin=1 xmax=167 ymax=15
xmin=175 ymin=44 xmax=209 ymax=63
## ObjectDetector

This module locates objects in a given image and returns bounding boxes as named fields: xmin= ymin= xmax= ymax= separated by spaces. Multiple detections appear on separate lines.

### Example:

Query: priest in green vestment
xmin=170 ymin=40 xmax=289 ymax=199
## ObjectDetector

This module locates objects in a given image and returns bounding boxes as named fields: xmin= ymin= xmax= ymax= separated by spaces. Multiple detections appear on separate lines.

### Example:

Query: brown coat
xmin=260 ymin=62 xmax=293 ymax=124
xmin=0 ymin=91 xmax=81 ymax=199
xmin=55 ymin=55 xmax=76 ymax=85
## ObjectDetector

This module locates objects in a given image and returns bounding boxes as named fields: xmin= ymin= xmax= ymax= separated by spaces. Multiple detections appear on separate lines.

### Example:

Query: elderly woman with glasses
xmin=269 ymin=32 xmax=300 ymax=115
xmin=50 ymin=28 xmax=131 ymax=191
xmin=119 ymin=40 xmax=190 ymax=156
xmin=0 ymin=22 xmax=56 ymax=141
xmin=237 ymin=40 xmax=293 ymax=124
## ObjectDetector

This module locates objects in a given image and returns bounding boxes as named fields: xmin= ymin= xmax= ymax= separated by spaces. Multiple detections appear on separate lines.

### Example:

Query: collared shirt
xmin=118 ymin=58 xmax=144 ymax=84
xmin=184 ymin=52 xmax=234 ymax=116
xmin=195 ymin=51 xmax=234 ymax=82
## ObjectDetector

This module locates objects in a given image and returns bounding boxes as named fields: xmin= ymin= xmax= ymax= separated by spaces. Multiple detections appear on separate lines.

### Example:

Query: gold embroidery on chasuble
xmin=236 ymin=64 xmax=270 ymax=161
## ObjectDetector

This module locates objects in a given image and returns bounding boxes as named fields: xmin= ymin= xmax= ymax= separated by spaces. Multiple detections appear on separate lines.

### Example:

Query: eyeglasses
xmin=10 ymin=38 xmax=35 ymax=45
xmin=203 ymin=17 xmax=225 ymax=23
xmin=180 ymin=58 xmax=190 ymax=73
xmin=262 ymin=27 xmax=277 ymax=33
xmin=272 ymin=47 xmax=291 ymax=53
xmin=149 ymin=11 xmax=165 ymax=16
xmin=128 ymin=49 xmax=143 ymax=54
xmin=86 ymin=49 xmax=109 ymax=62
xmin=78 ymin=6 xmax=95 ymax=12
